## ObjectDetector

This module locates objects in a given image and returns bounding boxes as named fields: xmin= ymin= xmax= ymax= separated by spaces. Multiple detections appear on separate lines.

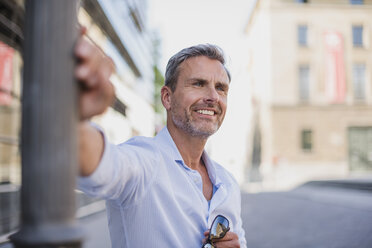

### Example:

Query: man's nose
xmin=204 ymin=87 xmax=219 ymax=103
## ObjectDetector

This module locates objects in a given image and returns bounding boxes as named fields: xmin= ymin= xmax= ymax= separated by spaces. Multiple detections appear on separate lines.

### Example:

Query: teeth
xmin=197 ymin=110 xmax=214 ymax=116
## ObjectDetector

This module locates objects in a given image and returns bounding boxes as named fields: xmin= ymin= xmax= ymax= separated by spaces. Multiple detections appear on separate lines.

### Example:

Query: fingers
xmin=202 ymin=230 xmax=210 ymax=244
xmin=215 ymin=231 xmax=239 ymax=242
xmin=212 ymin=239 xmax=240 ymax=248
xmin=203 ymin=230 xmax=240 ymax=248
xmin=75 ymin=38 xmax=114 ymax=88
xmin=75 ymin=35 xmax=94 ymax=63
xmin=75 ymin=29 xmax=116 ymax=120
xmin=80 ymin=25 xmax=87 ymax=35
xmin=211 ymin=231 xmax=240 ymax=248
xmin=79 ymin=80 xmax=115 ymax=120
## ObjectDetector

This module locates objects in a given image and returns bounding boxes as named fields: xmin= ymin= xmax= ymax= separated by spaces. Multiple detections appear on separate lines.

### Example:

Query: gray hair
xmin=164 ymin=44 xmax=231 ymax=92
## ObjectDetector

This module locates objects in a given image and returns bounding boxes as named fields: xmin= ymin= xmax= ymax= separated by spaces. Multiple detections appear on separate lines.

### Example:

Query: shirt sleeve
xmin=77 ymin=125 xmax=158 ymax=207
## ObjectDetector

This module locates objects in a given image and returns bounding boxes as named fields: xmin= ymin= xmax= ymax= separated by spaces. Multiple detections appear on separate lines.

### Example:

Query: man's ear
xmin=161 ymin=86 xmax=172 ymax=110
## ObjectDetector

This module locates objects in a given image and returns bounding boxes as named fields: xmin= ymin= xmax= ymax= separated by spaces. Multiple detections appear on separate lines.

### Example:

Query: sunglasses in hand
xmin=202 ymin=215 xmax=230 ymax=248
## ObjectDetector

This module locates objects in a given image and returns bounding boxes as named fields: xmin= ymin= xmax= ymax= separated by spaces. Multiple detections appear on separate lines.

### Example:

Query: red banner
xmin=0 ymin=41 xmax=14 ymax=105
xmin=324 ymin=31 xmax=346 ymax=103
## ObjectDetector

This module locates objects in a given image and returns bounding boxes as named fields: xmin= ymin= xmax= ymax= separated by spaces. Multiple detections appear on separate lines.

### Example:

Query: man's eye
xmin=194 ymin=82 xmax=203 ymax=86
xmin=216 ymin=85 xmax=227 ymax=92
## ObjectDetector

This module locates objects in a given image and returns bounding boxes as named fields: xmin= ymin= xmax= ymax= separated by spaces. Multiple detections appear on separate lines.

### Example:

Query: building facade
xmin=80 ymin=0 xmax=155 ymax=142
xmin=245 ymin=0 xmax=372 ymax=190
xmin=0 ymin=0 xmax=156 ymax=243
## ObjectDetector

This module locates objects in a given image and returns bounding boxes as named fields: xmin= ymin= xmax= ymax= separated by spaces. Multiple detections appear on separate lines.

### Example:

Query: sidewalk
xmin=0 ymin=209 xmax=111 ymax=248
xmin=80 ymin=210 xmax=111 ymax=248
xmin=0 ymin=193 xmax=111 ymax=248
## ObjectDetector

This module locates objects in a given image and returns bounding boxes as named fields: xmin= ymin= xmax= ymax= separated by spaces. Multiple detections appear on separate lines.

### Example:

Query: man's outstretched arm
xmin=75 ymin=29 xmax=115 ymax=176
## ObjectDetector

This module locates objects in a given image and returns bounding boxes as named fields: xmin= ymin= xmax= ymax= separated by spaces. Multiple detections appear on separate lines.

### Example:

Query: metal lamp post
xmin=10 ymin=0 xmax=82 ymax=247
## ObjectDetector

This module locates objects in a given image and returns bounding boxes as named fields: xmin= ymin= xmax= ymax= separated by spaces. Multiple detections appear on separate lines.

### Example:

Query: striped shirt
xmin=78 ymin=127 xmax=246 ymax=248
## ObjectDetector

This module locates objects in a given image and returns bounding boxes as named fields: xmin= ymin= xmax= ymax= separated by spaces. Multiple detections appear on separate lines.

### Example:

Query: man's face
xmin=167 ymin=56 xmax=229 ymax=138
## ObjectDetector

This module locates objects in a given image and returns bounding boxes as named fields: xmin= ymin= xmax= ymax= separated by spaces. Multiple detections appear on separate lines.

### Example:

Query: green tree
xmin=152 ymin=32 xmax=166 ymax=132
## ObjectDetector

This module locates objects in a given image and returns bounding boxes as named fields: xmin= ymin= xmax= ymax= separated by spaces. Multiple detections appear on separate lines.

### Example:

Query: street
xmin=241 ymin=180 xmax=372 ymax=248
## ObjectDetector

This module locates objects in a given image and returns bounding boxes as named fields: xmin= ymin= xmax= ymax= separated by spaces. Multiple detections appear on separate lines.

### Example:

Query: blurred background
xmin=0 ymin=0 xmax=372 ymax=247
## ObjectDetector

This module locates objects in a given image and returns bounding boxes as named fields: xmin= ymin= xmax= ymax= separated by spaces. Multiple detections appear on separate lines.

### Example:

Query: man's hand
xmin=75 ymin=28 xmax=115 ymax=176
xmin=75 ymin=28 xmax=115 ymax=120
xmin=203 ymin=230 xmax=240 ymax=248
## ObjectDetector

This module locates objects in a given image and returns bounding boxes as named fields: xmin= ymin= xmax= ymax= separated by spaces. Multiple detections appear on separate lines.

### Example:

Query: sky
xmin=148 ymin=0 xmax=254 ymax=73
xmin=147 ymin=0 xmax=255 ymax=182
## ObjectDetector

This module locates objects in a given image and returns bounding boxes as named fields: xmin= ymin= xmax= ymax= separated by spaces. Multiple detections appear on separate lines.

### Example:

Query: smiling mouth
xmin=196 ymin=109 xmax=215 ymax=116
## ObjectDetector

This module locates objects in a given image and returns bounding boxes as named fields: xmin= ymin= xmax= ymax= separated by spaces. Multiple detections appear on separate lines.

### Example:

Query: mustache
xmin=191 ymin=103 xmax=222 ymax=114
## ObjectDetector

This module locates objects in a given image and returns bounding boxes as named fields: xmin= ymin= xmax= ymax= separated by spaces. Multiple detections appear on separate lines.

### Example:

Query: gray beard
xmin=171 ymin=109 xmax=218 ymax=139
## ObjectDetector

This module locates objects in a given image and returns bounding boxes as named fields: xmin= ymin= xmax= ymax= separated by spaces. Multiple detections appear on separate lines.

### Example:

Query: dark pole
xmin=10 ymin=0 xmax=82 ymax=247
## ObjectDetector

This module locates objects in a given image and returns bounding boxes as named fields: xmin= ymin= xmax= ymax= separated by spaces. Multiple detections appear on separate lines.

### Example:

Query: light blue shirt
xmin=78 ymin=127 xmax=247 ymax=248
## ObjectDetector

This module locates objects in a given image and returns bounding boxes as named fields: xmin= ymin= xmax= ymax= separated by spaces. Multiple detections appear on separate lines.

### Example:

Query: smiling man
xmin=76 ymin=41 xmax=246 ymax=248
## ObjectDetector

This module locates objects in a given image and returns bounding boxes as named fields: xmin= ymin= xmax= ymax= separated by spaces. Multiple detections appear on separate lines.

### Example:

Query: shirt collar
xmin=155 ymin=127 xmax=185 ymax=164
xmin=202 ymin=151 xmax=223 ymax=187
xmin=155 ymin=127 xmax=223 ymax=186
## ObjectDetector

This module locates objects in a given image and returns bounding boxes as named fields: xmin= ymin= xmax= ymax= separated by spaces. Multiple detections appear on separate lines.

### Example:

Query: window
xmin=348 ymin=127 xmax=372 ymax=171
xmin=350 ymin=0 xmax=363 ymax=4
xmin=299 ymin=65 xmax=310 ymax=101
xmin=0 ymin=41 xmax=22 ymax=237
xmin=129 ymin=7 xmax=143 ymax=32
xmin=301 ymin=130 xmax=313 ymax=152
xmin=298 ymin=25 xmax=308 ymax=46
xmin=352 ymin=25 xmax=363 ymax=47
xmin=353 ymin=64 xmax=366 ymax=100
